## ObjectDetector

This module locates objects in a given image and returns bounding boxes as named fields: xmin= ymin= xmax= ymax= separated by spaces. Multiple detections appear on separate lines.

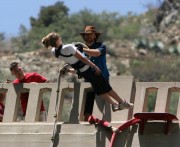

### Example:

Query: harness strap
xmin=71 ymin=61 xmax=86 ymax=79
xmin=55 ymin=44 xmax=87 ymax=79
xmin=71 ymin=61 xmax=86 ymax=70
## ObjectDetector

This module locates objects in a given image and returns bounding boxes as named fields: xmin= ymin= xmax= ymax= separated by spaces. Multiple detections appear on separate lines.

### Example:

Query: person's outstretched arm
xmin=74 ymin=50 xmax=101 ymax=74
xmin=83 ymin=48 xmax=101 ymax=57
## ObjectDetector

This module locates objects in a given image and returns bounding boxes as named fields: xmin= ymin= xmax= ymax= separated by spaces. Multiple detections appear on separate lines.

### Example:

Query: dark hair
xmin=9 ymin=62 xmax=19 ymax=71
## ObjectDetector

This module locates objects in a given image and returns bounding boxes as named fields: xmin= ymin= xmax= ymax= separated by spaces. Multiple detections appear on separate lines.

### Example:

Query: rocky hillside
xmin=136 ymin=0 xmax=180 ymax=55
xmin=0 ymin=0 xmax=180 ymax=82
xmin=0 ymin=49 xmax=70 ymax=82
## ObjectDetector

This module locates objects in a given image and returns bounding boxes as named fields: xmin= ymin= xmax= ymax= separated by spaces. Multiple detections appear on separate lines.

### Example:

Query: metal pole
xmin=50 ymin=64 xmax=69 ymax=147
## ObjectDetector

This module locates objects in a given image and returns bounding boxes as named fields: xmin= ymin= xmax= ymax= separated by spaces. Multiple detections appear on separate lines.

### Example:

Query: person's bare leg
xmin=99 ymin=93 xmax=118 ymax=105
xmin=107 ymin=89 xmax=124 ymax=103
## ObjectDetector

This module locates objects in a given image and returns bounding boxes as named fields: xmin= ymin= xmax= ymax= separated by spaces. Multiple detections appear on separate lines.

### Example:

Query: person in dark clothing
xmin=80 ymin=26 xmax=110 ymax=80
xmin=80 ymin=26 xmax=110 ymax=120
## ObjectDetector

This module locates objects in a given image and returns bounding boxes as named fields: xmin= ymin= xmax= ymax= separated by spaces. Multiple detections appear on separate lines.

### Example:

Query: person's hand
xmin=60 ymin=67 xmax=69 ymax=76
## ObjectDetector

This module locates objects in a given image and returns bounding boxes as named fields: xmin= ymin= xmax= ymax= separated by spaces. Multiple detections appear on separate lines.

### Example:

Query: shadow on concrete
xmin=52 ymin=124 xmax=62 ymax=147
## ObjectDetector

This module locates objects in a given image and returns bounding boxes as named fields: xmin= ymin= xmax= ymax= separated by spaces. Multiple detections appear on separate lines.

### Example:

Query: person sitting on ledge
xmin=7 ymin=62 xmax=48 ymax=121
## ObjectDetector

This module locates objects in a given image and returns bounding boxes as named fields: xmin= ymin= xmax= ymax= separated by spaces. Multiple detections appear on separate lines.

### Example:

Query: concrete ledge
xmin=0 ymin=123 xmax=97 ymax=147
xmin=0 ymin=123 xmax=62 ymax=133
xmin=130 ymin=133 xmax=180 ymax=147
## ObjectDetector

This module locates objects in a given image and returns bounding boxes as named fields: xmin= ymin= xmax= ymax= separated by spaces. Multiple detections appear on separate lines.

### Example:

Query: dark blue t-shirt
xmin=88 ymin=42 xmax=110 ymax=80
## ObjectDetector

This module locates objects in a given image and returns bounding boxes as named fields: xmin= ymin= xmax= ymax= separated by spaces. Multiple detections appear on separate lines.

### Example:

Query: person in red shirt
xmin=9 ymin=62 xmax=48 ymax=121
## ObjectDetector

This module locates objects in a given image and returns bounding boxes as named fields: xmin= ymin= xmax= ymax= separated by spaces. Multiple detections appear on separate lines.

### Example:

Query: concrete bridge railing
xmin=0 ymin=76 xmax=180 ymax=147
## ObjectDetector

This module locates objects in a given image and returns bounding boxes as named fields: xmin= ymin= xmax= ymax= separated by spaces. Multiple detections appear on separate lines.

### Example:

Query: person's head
xmin=80 ymin=26 xmax=101 ymax=43
xmin=9 ymin=62 xmax=24 ymax=80
xmin=41 ymin=32 xmax=62 ymax=49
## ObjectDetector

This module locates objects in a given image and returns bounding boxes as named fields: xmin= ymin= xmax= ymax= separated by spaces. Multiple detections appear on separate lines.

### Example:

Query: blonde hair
xmin=41 ymin=32 xmax=60 ymax=48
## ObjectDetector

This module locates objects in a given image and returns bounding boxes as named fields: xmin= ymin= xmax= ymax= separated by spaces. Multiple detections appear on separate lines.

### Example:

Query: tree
xmin=30 ymin=1 xmax=69 ymax=28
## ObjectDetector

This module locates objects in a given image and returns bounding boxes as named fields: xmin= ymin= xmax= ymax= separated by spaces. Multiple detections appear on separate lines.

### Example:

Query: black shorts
xmin=79 ymin=67 xmax=112 ymax=95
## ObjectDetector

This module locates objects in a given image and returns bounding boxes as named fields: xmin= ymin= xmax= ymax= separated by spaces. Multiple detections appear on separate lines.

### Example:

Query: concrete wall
xmin=0 ymin=76 xmax=180 ymax=147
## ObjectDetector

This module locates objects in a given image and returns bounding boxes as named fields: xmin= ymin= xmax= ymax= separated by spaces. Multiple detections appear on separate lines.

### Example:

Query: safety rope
xmin=110 ymin=118 xmax=140 ymax=147
xmin=88 ymin=115 xmax=119 ymax=133
xmin=87 ymin=115 xmax=141 ymax=147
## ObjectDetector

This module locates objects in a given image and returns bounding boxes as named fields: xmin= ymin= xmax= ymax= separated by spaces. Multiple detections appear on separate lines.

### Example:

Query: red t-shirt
xmin=13 ymin=72 xmax=47 ymax=116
